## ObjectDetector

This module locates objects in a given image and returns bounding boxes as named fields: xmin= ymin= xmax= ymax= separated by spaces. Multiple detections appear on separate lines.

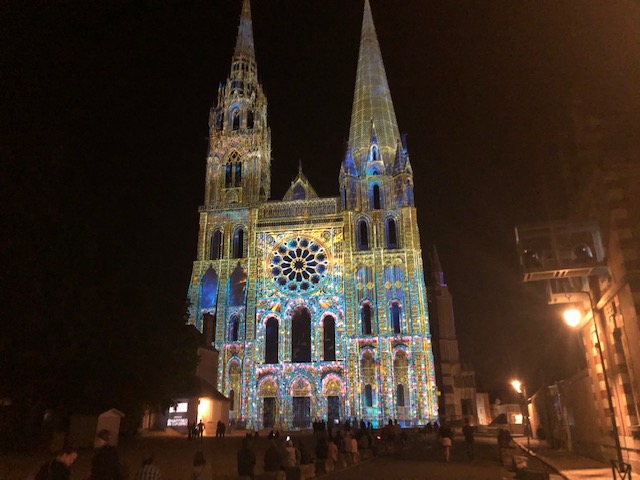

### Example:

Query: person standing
xmin=197 ymin=419 xmax=205 ymax=439
xmin=90 ymin=430 xmax=127 ymax=480
xmin=462 ymin=418 xmax=475 ymax=461
xmin=438 ymin=422 xmax=453 ymax=463
xmin=34 ymin=447 xmax=78 ymax=480
xmin=236 ymin=438 xmax=256 ymax=480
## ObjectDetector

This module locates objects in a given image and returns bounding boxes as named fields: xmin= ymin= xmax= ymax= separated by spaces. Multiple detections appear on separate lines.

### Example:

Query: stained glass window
xmin=269 ymin=236 xmax=329 ymax=294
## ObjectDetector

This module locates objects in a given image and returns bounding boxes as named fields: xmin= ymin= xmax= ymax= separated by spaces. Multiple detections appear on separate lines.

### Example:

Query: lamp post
xmin=511 ymin=379 xmax=530 ymax=449
xmin=563 ymin=291 xmax=631 ymax=479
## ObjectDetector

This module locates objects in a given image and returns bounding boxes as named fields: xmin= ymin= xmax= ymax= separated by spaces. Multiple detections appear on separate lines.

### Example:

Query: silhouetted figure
xmin=263 ymin=440 xmax=282 ymax=473
xmin=197 ymin=420 xmax=205 ymax=439
xmin=134 ymin=453 xmax=162 ymax=480
xmin=90 ymin=430 xmax=127 ymax=480
xmin=439 ymin=423 xmax=453 ymax=462
xmin=236 ymin=438 xmax=256 ymax=479
xmin=462 ymin=418 xmax=475 ymax=461
xmin=34 ymin=447 xmax=77 ymax=480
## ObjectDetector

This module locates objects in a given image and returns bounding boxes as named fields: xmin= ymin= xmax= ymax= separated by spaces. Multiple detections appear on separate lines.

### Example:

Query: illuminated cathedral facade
xmin=187 ymin=0 xmax=438 ymax=429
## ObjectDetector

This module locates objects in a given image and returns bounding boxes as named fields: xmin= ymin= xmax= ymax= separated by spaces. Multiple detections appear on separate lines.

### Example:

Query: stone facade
xmin=186 ymin=0 xmax=438 ymax=430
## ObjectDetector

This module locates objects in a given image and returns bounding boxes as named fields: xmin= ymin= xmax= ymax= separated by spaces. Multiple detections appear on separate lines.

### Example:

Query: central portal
xmin=292 ymin=397 xmax=311 ymax=428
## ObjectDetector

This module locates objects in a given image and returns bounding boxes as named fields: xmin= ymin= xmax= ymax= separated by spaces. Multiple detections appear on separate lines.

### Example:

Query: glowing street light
xmin=511 ymin=380 xmax=522 ymax=394
xmin=511 ymin=379 xmax=529 ymax=449
xmin=563 ymin=308 xmax=581 ymax=328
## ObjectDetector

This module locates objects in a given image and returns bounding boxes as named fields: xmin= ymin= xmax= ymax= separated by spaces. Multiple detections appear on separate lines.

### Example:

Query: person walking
xmin=90 ymin=430 xmax=127 ymax=480
xmin=462 ymin=418 xmax=475 ymax=461
xmin=34 ymin=447 xmax=78 ymax=480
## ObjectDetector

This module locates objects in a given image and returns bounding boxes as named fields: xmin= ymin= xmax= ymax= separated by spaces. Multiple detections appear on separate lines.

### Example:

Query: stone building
xmin=186 ymin=0 xmax=438 ymax=429
xmin=516 ymin=98 xmax=640 ymax=470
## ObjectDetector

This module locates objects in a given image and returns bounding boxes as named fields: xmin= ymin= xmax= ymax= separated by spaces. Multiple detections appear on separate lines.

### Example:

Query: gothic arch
xmin=291 ymin=305 xmax=311 ymax=363
xmin=390 ymin=300 xmax=402 ymax=334
xmin=371 ymin=183 xmax=383 ymax=210
xmin=322 ymin=315 xmax=336 ymax=361
xmin=229 ymin=263 xmax=246 ymax=306
xmin=361 ymin=301 xmax=373 ymax=335
xmin=385 ymin=216 xmax=399 ymax=249
xmin=356 ymin=217 xmax=370 ymax=250
xmin=264 ymin=316 xmax=279 ymax=364
xmin=210 ymin=228 xmax=223 ymax=260
xmin=200 ymin=267 xmax=218 ymax=309
xmin=258 ymin=376 xmax=278 ymax=397
xmin=232 ymin=227 xmax=245 ymax=258
xmin=322 ymin=374 xmax=343 ymax=396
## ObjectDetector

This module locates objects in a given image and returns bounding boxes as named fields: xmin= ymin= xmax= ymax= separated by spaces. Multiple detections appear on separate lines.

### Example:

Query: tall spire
xmin=348 ymin=0 xmax=400 ymax=168
xmin=232 ymin=0 xmax=256 ymax=75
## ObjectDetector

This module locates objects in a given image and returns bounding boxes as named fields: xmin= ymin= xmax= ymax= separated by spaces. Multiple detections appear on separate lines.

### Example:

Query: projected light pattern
xmin=270 ymin=236 xmax=329 ymax=294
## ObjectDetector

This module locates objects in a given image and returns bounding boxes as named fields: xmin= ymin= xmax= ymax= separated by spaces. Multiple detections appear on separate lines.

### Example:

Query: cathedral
xmin=187 ymin=0 xmax=438 ymax=430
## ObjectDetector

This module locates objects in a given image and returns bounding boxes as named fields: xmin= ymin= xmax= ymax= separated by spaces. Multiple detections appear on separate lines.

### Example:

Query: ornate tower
xmin=206 ymin=0 xmax=270 ymax=206
xmin=340 ymin=0 xmax=437 ymax=425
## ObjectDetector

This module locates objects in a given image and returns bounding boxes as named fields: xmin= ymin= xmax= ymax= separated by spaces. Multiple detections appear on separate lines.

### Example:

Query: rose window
xmin=269 ymin=236 xmax=329 ymax=294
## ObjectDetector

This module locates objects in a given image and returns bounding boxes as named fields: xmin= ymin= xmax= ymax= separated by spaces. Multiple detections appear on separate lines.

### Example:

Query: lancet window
xmin=323 ymin=315 xmax=336 ymax=361
xmin=291 ymin=307 xmax=311 ymax=363
xmin=224 ymin=151 xmax=242 ymax=188
xmin=232 ymin=228 xmax=245 ymax=258
xmin=372 ymin=184 xmax=382 ymax=210
xmin=210 ymin=229 xmax=223 ymax=260
xmin=391 ymin=301 xmax=402 ymax=334
xmin=385 ymin=218 xmax=398 ymax=249
xmin=361 ymin=302 xmax=373 ymax=335
xmin=265 ymin=317 xmax=278 ymax=364
xmin=357 ymin=219 xmax=370 ymax=250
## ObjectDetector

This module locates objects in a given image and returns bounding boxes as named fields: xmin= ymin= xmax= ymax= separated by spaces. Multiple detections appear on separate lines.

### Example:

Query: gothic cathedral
xmin=187 ymin=0 xmax=438 ymax=429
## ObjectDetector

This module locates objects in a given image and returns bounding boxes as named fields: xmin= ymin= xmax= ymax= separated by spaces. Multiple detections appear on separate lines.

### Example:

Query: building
xmin=515 ymin=97 xmax=640 ymax=470
xmin=185 ymin=0 xmax=438 ymax=430
xmin=426 ymin=247 xmax=479 ymax=425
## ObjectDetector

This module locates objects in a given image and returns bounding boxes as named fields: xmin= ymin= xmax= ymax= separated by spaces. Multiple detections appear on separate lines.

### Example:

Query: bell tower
xmin=205 ymin=0 xmax=271 ymax=206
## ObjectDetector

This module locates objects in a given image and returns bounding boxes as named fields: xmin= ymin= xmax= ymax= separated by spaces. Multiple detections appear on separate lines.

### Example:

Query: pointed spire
xmin=431 ymin=245 xmax=445 ymax=286
xmin=341 ymin=147 xmax=357 ymax=177
xmin=232 ymin=0 xmax=256 ymax=74
xmin=392 ymin=138 xmax=404 ymax=173
xmin=348 ymin=0 xmax=400 ymax=168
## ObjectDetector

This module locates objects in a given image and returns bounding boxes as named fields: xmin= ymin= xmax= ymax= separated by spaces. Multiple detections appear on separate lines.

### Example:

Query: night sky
xmin=3 ymin=0 xmax=640 ymax=395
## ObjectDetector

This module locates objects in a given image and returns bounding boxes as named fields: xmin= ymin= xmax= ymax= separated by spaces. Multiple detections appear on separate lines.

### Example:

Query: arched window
xmin=228 ymin=315 xmax=240 ymax=342
xmin=323 ymin=316 xmax=336 ymax=361
xmin=225 ymin=164 xmax=232 ymax=187
xmin=232 ymin=109 xmax=240 ymax=130
xmin=247 ymin=110 xmax=254 ymax=129
xmin=364 ymin=384 xmax=373 ymax=407
xmin=232 ymin=228 xmax=244 ymax=258
xmin=265 ymin=318 xmax=278 ymax=364
xmin=357 ymin=219 xmax=369 ymax=250
xmin=200 ymin=268 xmax=218 ymax=309
xmin=210 ymin=229 xmax=223 ymax=260
xmin=396 ymin=384 xmax=405 ymax=407
xmin=372 ymin=184 xmax=382 ymax=209
xmin=229 ymin=389 xmax=235 ymax=411
xmin=386 ymin=218 xmax=398 ymax=249
xmin=391 ymin=302 xmax=402 ymax=334
xmin=371 ymin=146 xmax=378 ymax=161
xmin=291 ymin=307 xmax=311 ymax=363
xmin=406 ymin=182 xmax=414 ymax=206
xmin=292 ymin=183 xmax=305 ymax=201
xmin=361 ymin=303 xmax=372 ymax=335
xmin=229 ymin=263 xmax=246 ymax=306
xmin=234 ymin=163 xmax=242 ymax=187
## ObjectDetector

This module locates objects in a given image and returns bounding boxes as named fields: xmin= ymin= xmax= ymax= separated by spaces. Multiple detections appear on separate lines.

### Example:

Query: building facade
xmin=516 ymin=98 xmax=640 ymax=470
xmin=186 ymin=0 xmax=438 ymax=430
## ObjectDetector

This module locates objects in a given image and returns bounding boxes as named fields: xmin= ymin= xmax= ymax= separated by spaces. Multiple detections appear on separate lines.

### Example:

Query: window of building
xmin=292 ymin=183 xmax=306 ymax=201
xmin=234 ymin=163 xmax=242 ymax=187
xmin=323 ymin=316 xmax=336 ymax=361
xmin=232 ymin=109 xmax=240 ymax=130
xmin=200 ymin=268 xmax=218 ymax=309
xmin=396 ymin=384 xmax=405 ymax=407
xmin=364 ymin=384 xmax=373 ymax=407
xmin=228 ymin=315 xmax=240 ymax=342
xmin=232 ymin=228 xmax=244 ymax=258
xmin=357 ymin=219 xmax=369 ymax=250
xmin=386 ymin=218 xmax=398 ymax=249
xmin=291 ymin=307 xmax=311 ymax=362
xmin=229 ymin=263 xmax=246 ymax=306
xmin=391 ymin=302 xmax=402 ymax=334
xmin=225 ymin=164 xmax=232 ymax=187
xmin=210 ymin=229 xmax=223 ymax=260
xmin=265 ymin=318 xmax=278 ymax=364
xmin=361 ymin=302 xmax=372 ymax=335
xmin=247 ymin=110 xmax=254 ymax=129
xmin=372 ymin=184 xmax=382 ymax=209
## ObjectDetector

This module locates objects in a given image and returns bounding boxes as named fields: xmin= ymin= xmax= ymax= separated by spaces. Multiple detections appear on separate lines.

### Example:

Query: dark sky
xmin=3 ymin=0 xmax=640 ymax=393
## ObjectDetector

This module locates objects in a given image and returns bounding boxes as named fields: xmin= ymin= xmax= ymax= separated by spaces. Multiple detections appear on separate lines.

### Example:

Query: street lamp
xmin=563 ymin=291 xmax=631 ymax=479
xmin=511 ymin=379 xmax=530 ymax=449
